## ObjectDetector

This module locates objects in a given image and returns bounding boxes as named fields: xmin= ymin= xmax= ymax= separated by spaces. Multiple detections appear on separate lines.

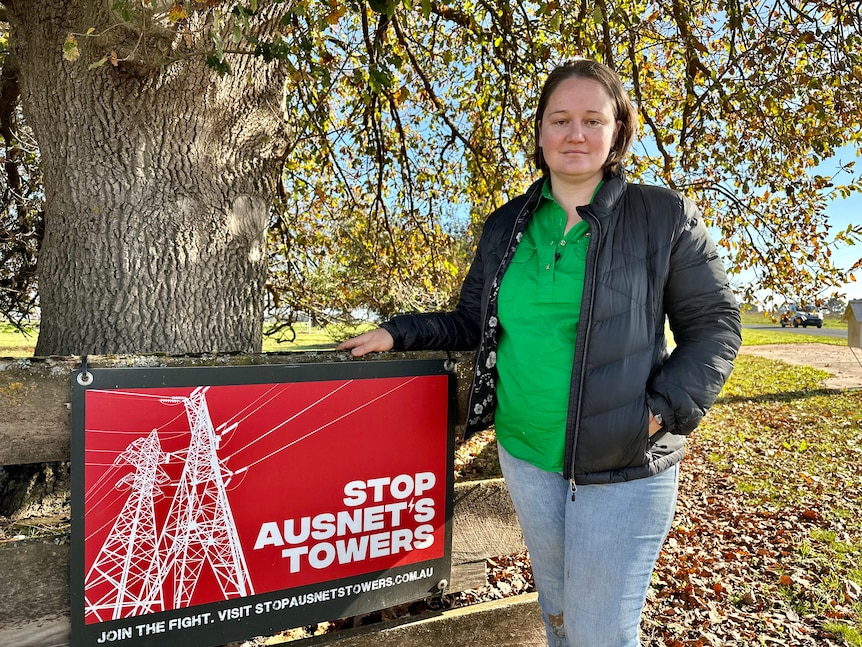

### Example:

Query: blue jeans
xmin=498 ymin=443 xmax=678 ymax=647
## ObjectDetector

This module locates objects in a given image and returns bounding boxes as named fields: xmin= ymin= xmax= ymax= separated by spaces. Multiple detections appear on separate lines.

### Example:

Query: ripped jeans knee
xmin=546 ymin=611 xmax=566 ymax=645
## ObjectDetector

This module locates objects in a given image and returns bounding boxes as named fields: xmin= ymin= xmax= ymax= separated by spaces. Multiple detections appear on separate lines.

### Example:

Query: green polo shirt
xmin=495 ymin=180 xmax=592 ymax=472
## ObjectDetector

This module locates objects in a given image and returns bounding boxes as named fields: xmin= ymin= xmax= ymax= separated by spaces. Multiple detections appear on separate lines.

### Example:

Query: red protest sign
xmin=71 ymin=360 xmax=455 ymax=647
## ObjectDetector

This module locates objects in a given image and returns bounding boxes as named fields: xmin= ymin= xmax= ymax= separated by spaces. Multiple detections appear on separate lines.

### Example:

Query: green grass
xmin=0 ymin=322 xmax=372 ymax=356
xmin=693 ymin=357 xmax=862 ymax=643
xmin=741 ymin=327 xmax=847 ymax=346
xmin=740 ymin=310 xmax=848 ymax=347
xmin=0 ymin=312 xmax=851 ymax=356
xmin=642 ymin=354 xmax=862 ymax=644
xmin=261 ymin=322 xmax=374 ymax=353
xmin=0 ymin=323 xmax=38 ymax=357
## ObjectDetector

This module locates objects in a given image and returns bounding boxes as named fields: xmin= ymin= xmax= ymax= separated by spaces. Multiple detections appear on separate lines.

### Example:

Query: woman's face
xmin=538 ymin=76 xmax=621 ymax=187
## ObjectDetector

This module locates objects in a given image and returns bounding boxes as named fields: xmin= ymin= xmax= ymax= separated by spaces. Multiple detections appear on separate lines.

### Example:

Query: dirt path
xmin=738 ymin=342 xmax=862 ymax=389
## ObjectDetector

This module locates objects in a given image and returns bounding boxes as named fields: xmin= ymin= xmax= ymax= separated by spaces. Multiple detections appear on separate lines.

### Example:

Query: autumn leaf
xmin=62 ymin=34 xmax=80 ymax=62
xmin=167 ymin=4 xmax=189 ymax=22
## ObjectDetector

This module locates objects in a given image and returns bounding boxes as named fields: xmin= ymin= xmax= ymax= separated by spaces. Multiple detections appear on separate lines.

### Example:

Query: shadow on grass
xmin=716 ymin=387 xmax=844 ymax=406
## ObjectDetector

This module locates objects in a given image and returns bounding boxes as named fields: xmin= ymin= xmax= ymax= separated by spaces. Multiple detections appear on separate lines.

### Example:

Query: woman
xmin=338 ymin=58 xmax=742 ymax=646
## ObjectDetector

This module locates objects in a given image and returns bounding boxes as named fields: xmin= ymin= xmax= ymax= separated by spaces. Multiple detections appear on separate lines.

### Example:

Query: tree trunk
xmin=7 ymin=2 xmax=289 ymax=355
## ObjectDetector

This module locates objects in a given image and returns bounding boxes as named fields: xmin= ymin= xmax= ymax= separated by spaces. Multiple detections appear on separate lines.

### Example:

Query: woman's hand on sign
xmin=337 ymin=328 xmax=395 ymax=357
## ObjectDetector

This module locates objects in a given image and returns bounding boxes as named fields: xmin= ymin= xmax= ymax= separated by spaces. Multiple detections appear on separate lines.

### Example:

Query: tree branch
xmin=0 ymin=57 xmax=21 ymax=195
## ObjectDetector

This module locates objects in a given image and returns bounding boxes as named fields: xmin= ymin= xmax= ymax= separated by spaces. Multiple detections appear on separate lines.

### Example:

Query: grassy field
xmin=641 ymin=355 xmax=862 ymax=645
xmin=0 ymin=324 xmax=38 ymax=357
xmin=0 ymin=312 xmax=851 ymax=357
xmin=0 ymin=323 xmax=365 ymax=357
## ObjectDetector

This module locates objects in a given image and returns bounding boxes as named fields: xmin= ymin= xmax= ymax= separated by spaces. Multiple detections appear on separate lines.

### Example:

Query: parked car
xmin=780 ymin=304 xmax=823 ymax=328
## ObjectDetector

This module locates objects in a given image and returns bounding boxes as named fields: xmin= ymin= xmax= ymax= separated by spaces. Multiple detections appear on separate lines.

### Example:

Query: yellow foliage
xmin=167 ymin=4 xmax=190 ymax=22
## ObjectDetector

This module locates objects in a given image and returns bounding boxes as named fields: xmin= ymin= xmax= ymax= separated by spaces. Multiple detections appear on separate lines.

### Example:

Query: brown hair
xmin=533 ymin=58 xmax=639 ymax=176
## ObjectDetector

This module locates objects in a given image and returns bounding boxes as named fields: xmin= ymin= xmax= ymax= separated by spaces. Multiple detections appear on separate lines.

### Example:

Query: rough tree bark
xmin=5 ymin=1 xmax=290 ymax=356
xmin=1 ymin=1 xmax=290 ymax=517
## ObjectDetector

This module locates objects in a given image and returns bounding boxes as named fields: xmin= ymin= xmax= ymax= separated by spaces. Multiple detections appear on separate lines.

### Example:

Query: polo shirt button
xmin=560 ymin=240 xmax=567 ymax=246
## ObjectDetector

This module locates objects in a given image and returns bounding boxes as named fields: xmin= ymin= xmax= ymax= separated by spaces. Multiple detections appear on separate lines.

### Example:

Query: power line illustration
xmin=84 ymin=429 xmax=170 ymax=621
xmin=84 ymin=387 xmax=253 ymax=621
xmin=156 ymin=387 xmax=253 ymax=608
xmin=82 ymin=377 xmax=417 ymax=622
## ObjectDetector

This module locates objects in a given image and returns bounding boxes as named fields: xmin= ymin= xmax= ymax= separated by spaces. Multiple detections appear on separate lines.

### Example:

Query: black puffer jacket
xmin=382 ymin=171 xmax=742 ymax=484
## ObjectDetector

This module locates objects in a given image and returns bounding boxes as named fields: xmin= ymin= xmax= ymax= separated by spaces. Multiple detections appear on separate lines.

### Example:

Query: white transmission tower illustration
xmin=84 ymin=429 xmax=170 ymax=621
xmin=157 ymin=386 xmax=254 ymax=608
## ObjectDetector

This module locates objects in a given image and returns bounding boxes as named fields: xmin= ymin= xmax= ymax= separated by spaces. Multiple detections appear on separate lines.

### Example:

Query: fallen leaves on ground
xmin=641 ymin=359 xmax=862 ymax=646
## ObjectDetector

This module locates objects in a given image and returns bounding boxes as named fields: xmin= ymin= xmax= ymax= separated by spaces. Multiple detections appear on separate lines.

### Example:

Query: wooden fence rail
xmin=0 ymin=353 xmax=543 ymax=647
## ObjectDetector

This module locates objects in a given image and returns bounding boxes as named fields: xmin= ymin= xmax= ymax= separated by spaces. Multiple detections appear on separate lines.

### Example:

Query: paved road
xmin=742 ymin=324 xmax=848 ymax=339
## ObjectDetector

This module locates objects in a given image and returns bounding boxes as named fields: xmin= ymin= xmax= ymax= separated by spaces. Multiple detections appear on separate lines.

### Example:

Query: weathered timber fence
xmin=0 ymin=352 xmax=544 ymax=647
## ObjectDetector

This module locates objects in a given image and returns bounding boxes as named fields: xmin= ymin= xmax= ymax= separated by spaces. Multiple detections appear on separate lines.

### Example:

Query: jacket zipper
xmin=565 ymin=209 xmax=602 ymax=492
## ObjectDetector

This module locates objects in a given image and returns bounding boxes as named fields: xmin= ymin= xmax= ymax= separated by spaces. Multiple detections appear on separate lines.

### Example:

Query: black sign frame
xmin=70 ymin=359 xmax=456 ymax=647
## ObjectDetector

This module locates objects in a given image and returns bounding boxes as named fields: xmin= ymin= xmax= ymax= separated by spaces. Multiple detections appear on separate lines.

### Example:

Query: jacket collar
xmin=523 ymin=177 xmax=545 ymax=211
xmin=589 ymin=169 xmax=626 ymax=218
xmin=531 ymin=170 xmax=627 ymax=219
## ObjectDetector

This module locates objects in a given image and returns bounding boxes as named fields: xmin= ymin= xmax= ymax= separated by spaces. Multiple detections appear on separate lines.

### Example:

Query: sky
xmin=819 ymin=145 xmax=861 ymax=302
xmin=827 ymin=191 xmax=861 ymax=302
